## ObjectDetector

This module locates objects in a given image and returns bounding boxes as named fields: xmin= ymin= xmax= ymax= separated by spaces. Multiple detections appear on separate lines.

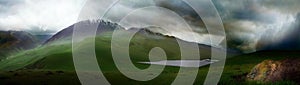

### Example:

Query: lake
xmin=139 ymin=59 xmax=219 ymax=67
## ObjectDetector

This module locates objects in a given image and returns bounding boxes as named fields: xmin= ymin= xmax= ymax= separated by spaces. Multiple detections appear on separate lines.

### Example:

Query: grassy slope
xmin=0 ymin=30 xmax=299 ymax=84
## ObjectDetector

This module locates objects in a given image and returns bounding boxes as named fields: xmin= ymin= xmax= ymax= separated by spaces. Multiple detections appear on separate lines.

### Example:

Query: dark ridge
xmin=129 ymin=26 xmax=175 ymax=38
xmin=0 ymin=31 xmax=38 ymax=58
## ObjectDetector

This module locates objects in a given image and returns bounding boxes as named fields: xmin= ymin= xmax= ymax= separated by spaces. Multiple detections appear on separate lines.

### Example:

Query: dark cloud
xmin=0 ymin=0 xmax=23 ymax=11
xmin=153 ymin=0 xmax=196 ymax=16
xmin=119 ymin=0 xmax=300 ymax=52
xmin=0 ymin=0 xmax=23 ymax=6
xmin=232 ymin=9 xmax=273 ymax=23
xmin=152 ymin=0 xmax=206 ymax=34
xmin=257 ymin=13 xmax=300 ymax=50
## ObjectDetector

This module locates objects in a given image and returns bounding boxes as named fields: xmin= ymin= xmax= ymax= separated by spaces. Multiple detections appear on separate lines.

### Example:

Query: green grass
xmin=0 ymin=30 xmax=299 ymax=85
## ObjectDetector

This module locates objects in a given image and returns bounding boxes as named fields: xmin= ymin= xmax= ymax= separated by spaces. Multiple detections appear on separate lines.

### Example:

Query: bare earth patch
xmin=247 ymin=58 xmax=300 ymax=83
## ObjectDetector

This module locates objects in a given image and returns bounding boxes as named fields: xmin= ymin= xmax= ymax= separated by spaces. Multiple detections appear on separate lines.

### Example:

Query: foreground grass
xmin=0 ymin=51 xmax=298 ymax=85
xmin=0 ymin=51 xmax=299 ymax=85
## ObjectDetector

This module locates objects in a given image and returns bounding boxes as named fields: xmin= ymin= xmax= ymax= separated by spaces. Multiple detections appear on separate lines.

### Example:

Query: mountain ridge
xmin=0 ymin=30 xmax=38 ymax=59
xmin=44 ymin=19 xmax=241 ymax=55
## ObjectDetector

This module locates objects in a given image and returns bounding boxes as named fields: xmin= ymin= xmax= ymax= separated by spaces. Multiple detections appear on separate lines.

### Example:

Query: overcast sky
xmin=0 ymin=0 xmax=85 ymax=34
xmin=0 ymin=0 xmax=299 ymax=52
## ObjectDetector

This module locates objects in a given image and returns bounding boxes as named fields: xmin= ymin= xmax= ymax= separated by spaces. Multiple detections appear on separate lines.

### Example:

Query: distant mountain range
xmin=0 ymin=31 xmax=38 ymax=58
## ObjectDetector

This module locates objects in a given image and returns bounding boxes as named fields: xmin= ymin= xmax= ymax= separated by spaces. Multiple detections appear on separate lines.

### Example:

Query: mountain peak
xmin=43 ymin=20 xmax=121 ymax=44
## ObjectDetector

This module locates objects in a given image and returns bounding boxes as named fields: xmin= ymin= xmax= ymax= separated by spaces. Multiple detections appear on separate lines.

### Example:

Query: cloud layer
xmin=0 ymin=0 xmax=300 ymax=52
xmin=0 ymin=0 xmax=85 ymax=34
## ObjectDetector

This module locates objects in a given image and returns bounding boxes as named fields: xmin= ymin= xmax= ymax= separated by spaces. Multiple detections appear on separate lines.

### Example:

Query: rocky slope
xmin=247 ymin=59 xmax=300 ymax=83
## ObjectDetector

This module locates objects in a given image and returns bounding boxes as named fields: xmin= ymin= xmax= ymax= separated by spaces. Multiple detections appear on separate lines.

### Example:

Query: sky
xmin=0 ymin=0 xmax=85 ymax=34
xmin=0 ymin=0 xmax=300 ymax=52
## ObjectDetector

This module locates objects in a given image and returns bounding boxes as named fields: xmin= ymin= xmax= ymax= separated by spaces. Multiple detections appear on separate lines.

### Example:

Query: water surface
xmin=139 ymin=59 xmax=219 ymax=67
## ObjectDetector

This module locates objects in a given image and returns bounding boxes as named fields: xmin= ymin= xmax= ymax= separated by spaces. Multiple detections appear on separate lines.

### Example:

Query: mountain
xmin=44 ymin=20 xmax=119 ymax=44
xmin=0 ymin=20 xmax=240 ymax=71
xmin=44 ymin=20 xmax=240 ymax=56
xmin=0 ymin=31 xmax=38 ymax=59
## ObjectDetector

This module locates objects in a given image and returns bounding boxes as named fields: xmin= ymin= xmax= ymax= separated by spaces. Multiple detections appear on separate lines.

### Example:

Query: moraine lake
xmin=139 ymin=59 xmax=219 ymax=67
